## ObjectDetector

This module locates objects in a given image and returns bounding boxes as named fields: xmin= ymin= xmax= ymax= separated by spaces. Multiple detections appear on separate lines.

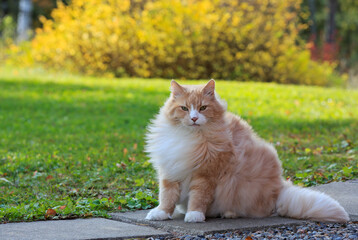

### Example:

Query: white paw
xmin=145 ymin=208 xmax=171 ymax=221
xmin=184 ymin=211 xmax=205 ymax=222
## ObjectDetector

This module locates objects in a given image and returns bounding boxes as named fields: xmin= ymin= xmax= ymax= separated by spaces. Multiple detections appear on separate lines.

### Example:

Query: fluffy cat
xmin=145 ymin=80 xmax=349 ymax=223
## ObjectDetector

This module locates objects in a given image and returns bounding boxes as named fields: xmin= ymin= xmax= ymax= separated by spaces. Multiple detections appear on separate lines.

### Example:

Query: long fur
xmin=276 ymin=181 xmax=349 ymax=222
xmin=145 ymin=80 xmax=349 ymax=223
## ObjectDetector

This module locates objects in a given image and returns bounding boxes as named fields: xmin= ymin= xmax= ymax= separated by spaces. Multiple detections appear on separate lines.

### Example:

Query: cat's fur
xmin=145 ymin=80 xmax=349 ymax=223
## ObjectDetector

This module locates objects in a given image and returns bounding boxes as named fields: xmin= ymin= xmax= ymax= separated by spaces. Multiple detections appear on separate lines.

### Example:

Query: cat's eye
xmin=200 ymin=106 xmax=207 ymax=111
xmin=181 ymin=106 xmax=189 ymax=111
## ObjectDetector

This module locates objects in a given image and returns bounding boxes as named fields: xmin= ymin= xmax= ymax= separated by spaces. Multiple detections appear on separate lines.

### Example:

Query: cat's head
xmin=163 ymin=79 xmax=226 ymax=128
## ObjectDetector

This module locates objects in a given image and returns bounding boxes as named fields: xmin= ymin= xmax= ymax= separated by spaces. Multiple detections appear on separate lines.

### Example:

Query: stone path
xmin=0 ymin=218 xmax=169 ymax=240
xmin=1 ymin=180 xmax=357 ymax=240
xmin=311 ymin=179 xmax=358 ymax=220
xmin=110 ymin=211 xmax=306 ymax=235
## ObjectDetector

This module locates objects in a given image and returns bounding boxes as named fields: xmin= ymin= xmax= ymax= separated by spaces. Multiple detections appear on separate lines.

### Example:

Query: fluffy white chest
xmin=146 ymin=119 xmax=200 ymax=181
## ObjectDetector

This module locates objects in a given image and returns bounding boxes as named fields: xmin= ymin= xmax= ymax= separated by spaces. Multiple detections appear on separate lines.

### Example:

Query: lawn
xmin=0 ymin=68 xmax=357 ymax=223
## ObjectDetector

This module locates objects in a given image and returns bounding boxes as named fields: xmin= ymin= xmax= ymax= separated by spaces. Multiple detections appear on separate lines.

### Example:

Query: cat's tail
xmin=276 ymin=181 xmax=349 ymax=222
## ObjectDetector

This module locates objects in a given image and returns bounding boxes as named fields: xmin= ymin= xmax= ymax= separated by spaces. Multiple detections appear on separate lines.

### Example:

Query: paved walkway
xmin=0 ymin=218 xmax=169 ymax=240
xmin=1 ymin=180 xmax=357 ymax=240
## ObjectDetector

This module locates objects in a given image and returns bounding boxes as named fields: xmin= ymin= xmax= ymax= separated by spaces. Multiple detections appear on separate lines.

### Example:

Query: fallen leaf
xmin=123 ymin=148 xmax=128 ymax=156
xmin=133 ymin=143 xmax=137 ymax=150
xmin=313 ymin=147 xmax=322 ymax=155
xmin=46 ymin=209 xmax=56 ymax=217
xmin=108 ymin=197 xmax=114 ymax=203
xmin=245 ymin=236 xmax=253 ymax=240
xmin=118 ymin=206 xmax=122 ymax=210
xmin=59 ymin=205 xmax=66 ymax=210
xmin=46 ymin=175 xmax=54 ymax=180
xmin=116 ymin=162 xmax=127 ymax=169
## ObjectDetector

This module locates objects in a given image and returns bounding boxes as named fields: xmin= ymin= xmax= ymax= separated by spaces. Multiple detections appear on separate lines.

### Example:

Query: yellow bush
xmin=23 ymin=0 xmax=338 ymax=85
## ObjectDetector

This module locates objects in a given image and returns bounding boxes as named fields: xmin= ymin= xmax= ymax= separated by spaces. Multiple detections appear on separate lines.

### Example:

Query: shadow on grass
xmin=0 ymin=78 xmax=357 ymax=140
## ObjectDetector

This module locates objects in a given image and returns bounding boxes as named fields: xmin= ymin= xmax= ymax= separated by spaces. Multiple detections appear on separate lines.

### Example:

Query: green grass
xmin=0 ymin=68 xmax=357 ymax=223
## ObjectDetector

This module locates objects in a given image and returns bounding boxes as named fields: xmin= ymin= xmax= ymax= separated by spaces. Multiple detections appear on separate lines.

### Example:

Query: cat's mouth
xmin=191 ymin=123 xmax=200 ymax=127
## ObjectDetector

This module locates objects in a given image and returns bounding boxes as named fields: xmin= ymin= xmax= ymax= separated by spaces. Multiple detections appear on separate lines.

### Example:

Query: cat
xmin=145 ymin=79 xmax=349 ymax=223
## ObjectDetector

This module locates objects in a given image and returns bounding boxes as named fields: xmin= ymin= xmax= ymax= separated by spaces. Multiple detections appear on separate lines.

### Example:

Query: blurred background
xmin=0 ymin=0 xmax=357 ymax=87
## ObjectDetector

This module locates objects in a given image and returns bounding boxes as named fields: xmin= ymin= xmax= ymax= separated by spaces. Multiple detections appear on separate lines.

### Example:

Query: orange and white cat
xmin=145 ymin=80 xmax=349 ymax=223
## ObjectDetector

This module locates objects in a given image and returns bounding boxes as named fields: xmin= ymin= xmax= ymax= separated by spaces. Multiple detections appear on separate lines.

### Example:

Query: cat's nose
xmin=191 ymin=117 xmax=198 ymax=122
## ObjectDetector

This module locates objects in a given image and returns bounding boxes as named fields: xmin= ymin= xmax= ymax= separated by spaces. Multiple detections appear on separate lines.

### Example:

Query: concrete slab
xmin=110 ymin=180 xmax=358 ymax=235
xmin=311 ymin=179 xmax=358 ymax=221
xmin=0 ymin=218 xmax=170 ymax=240
xmin=110 ymin=210 xmax=306 ymax=235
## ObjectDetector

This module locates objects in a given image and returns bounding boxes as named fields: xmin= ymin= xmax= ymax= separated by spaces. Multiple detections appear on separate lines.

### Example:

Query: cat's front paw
xmin=145 ymin=208 xmax=172 ymax=221
xmin=184 ymin=211 xmax=205 ymax=223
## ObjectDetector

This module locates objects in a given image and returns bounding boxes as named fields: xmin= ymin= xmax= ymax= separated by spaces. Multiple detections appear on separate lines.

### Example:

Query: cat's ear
xmin=202 ymin=79 xmax=215 ymax=97
xmin=170 ymin=80 xmax=185 ymax=98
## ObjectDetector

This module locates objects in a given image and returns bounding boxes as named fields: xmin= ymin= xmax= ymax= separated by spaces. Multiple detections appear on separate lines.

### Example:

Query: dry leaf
xmin=46 ymin=175 xmax=54 ymax=180
xmin=245 ymin=236 xmax=253 ymax=240
xmin=118 ymin=206 xmax=122 ymax=210
xmin=116 ymin=162 xmax=127 ymax=169
xmin=133 ymin=143 xmax=137 ymax=150
xmin=59 ymin=205 xmax=66 ymax=210
xmin=123 ymin=148 xmax=128 ymax=156
xmin=46 ymin=209 xmax=56 ymax=217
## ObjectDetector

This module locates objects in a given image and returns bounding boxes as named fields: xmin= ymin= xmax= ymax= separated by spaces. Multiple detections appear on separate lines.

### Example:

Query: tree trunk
xmin=326 ymin=0 xmax=337 ymax=43
xmin=17 ymin=0 xmax=33 ymax=42
xmin=308 ymin=0 xmax=317 ymax=43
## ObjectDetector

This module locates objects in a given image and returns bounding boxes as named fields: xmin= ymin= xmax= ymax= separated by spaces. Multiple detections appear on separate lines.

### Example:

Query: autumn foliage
xmin=27 ymin=0 xmax=336 ymax=85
